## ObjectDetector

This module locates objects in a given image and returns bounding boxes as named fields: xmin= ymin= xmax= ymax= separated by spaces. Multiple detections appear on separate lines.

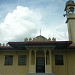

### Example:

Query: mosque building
xmin=0 ymin=0 xmax=75 ymax=75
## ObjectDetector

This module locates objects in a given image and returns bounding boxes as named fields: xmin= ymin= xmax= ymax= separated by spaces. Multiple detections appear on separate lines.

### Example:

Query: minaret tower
xmin=65 ymin=0 xmax=75 ymax=43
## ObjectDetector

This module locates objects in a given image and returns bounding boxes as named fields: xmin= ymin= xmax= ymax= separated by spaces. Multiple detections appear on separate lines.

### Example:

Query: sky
xmin=0 ymin=0 xmax=74 ymax=43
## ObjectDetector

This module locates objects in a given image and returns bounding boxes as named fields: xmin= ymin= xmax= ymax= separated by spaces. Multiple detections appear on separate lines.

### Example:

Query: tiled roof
xmin=8 ymin=41 xmax=72 ymax=48
xmin=0 ymin=46 xmax=12 ymax=48
xmin=8 ymin=41 xmax=72 ymax=44
xmin=0 ymin=41 xmax=73 ymax=50
xmin=68 ymin=46 xmax=75 ymax=49
xmin=0 ymin=46 xmax=13 ymax=50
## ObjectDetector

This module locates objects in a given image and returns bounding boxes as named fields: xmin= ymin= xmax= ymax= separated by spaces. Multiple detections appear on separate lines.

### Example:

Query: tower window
xmin=55 ymin=55 xmax=64 ymax=65
xmin=69 ymin=7 xmax=74 ymax=13
xmin=4 ymin=55 xmax=13 ymax=65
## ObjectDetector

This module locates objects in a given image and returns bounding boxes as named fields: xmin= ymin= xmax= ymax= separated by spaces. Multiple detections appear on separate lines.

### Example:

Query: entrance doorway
xmin=36 ymin=57 xmax=45 ymax=73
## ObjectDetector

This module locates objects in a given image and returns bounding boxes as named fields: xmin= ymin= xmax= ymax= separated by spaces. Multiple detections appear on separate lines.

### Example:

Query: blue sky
xmin=0 ymin=0 xmax=74 ymax=43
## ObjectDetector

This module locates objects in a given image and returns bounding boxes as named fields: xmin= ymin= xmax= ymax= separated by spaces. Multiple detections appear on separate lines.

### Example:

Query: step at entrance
xmin=26 ymin=73 xmax=55 ymax=75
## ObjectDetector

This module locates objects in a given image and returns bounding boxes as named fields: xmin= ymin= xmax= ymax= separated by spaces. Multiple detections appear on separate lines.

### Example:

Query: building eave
xmin=8 ymin=41 xmax=72 ymax=48
xmin=0 ymin=41 xmax=72 ymax=51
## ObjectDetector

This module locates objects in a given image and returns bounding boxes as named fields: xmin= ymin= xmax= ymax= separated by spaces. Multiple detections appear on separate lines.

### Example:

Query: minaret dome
xmin=66 ymin=0 xmax=74 ymax=6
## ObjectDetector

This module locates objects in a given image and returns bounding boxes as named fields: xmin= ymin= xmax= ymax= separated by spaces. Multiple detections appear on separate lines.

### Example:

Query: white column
xmin=44 ymin=50 xmax=46 ymax=73
xmin=49 ymin=50 xmax=52 ymax=73
xmin=29 ymin=50 xmax=31 ymax=73
xmin=45 ymin=50 xmax=52 ymax=73
xmin=34 ymin=50 xmax=36 ymax=73
xmin=29 ymin=50 xmax=35 ymax=73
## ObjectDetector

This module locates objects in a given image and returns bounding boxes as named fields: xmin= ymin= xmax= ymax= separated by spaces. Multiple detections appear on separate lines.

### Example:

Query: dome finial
xmin=40 ymin=29 xmax=41 ymax=36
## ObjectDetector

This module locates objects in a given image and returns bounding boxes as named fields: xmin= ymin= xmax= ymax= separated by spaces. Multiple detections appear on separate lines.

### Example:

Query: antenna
xmin=40 ymin=29 xmax=41 ymax=36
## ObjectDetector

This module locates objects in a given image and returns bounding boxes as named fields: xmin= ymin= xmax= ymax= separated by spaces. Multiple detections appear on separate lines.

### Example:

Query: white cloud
xmin=0 ymin=5 xmax=68 ymax=43
xmin=0 ymin=6 xmax=42 ymax=43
